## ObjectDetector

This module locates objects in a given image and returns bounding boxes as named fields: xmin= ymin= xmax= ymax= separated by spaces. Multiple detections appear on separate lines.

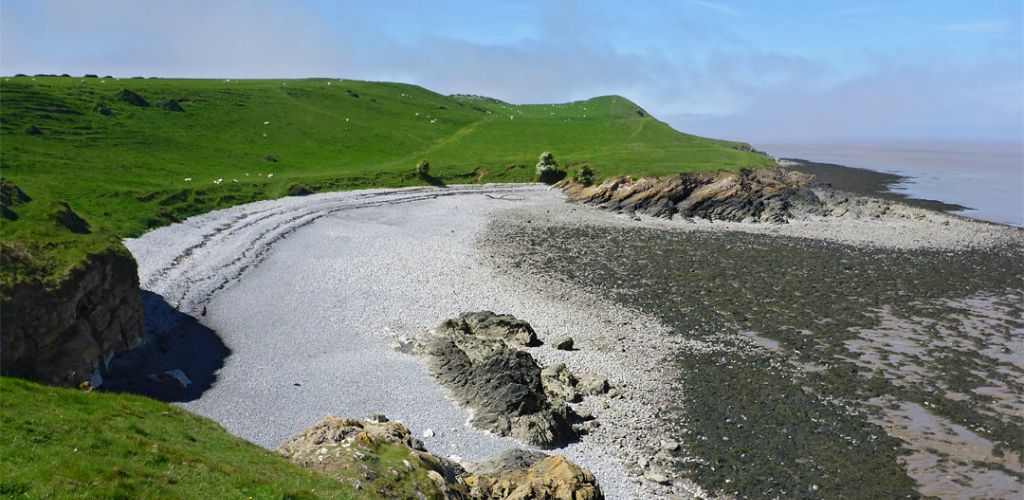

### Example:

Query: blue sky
xmin=2 ymin=0 xmax=1021 ymax=142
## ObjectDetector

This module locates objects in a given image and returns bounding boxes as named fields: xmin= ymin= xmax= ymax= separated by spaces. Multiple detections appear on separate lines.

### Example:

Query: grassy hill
xmin=1 ymin=76 xmax=771 ymax=287
xmin=0 ymin=377 xmax=354 ymax=498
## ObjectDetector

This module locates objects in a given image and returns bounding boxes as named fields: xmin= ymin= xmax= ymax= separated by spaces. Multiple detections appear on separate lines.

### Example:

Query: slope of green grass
xmin=0 ymin=76 xmax=771 ymax=287
xmin=0 ymin=377 xmax=353 ymax=498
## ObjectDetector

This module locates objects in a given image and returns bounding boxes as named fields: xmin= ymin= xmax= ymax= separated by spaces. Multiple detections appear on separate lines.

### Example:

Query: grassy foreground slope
xmin=0 ymin=76 xmax=771 ymax=287
xmin=0 ymin=377 xmax=354 ymax=498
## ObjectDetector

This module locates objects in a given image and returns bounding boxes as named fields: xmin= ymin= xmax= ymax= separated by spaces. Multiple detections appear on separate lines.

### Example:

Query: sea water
xmin=759 ymin=140 xmax=1024 ymax=227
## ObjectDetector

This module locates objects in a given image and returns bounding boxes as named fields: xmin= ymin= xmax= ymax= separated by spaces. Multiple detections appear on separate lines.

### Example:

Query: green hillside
xmin=0 ymin=377 xmax=353 ymax=498
xmin=0 ymin=76 xmax=770 ymax=287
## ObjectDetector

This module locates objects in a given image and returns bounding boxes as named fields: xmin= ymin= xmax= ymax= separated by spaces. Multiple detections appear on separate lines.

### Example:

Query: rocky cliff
xmin=1 ymin=247 xmax=145 ymax=386
xmin=557 ymin=168 xmax=904 ymax=223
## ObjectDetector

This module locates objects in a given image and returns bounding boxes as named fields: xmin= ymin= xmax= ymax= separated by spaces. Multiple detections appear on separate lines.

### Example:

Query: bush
xmin=286 ymin=183 xmax=313 ymax=196
xmin=535 ymin=152 xmax=564 ymax=184
xmin=574 ymin=165 xmax=595 ymax=186
xmin=416 ymin=160 xmax=430 ymax=178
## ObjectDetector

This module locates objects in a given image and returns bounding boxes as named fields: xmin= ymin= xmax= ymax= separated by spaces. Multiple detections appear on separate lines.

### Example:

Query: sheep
xmin=267 ymin=173 xmax=274 ymax=178
xmin=264 ymin=121 xmax=270 ymax=125
xmin=184 ymin=177 xmax=193 ymax=182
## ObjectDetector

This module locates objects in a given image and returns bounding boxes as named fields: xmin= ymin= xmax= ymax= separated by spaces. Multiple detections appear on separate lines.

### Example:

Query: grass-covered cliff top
xmin=0 ymin=377 xmax=354 ymax=498
xmin=0 ymin=76 xmax=772 ymax=287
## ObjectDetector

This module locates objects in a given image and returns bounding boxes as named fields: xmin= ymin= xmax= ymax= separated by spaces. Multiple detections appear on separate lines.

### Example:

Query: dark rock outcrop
xmin=114 ymin=88 xmax=149 ymax=107
xmin=422 ymin=312 xmax=576 ymax=448
xmin=1 ymin=247 xmax=145 ymax=386
xmin=558 ymin=168 xmax=910 ymax=223
xmin=1 ymin=177 xmax=31 ymax=220
xmin=157 ymin=99 xmax=184 ymax=112
xmin=53 ymin=202 xmax=91 ymax=234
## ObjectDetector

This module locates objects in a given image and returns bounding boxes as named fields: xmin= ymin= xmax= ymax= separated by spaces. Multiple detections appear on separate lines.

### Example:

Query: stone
xmin=554 ymin=336 xmax=575 ymax=350
xmin=541 ymin=363 xmax=579 ymax=403
xmin=465 ymin=454 xmax=604 ymax=500
xmin=282 ymin=417 xmax=603 ymax=500
xmin=577 ymin=375 xmax=610 ymax=396
xmin=423 ymin=428 xmax=435 ymax=438
xmin=278 ymin=416 xmax=467 ymax=498
xmin=660 ymin=439 xmax=680 ymax=452
xmin=422 ymin=313 xmax=577 ymax=448
xmin=367 ymin=414 xmax=389 ymax=423
xmin=644 ymin=470 xmax=671 ymax=485
xmin=445 ymin=311 xmax=540 ymax=346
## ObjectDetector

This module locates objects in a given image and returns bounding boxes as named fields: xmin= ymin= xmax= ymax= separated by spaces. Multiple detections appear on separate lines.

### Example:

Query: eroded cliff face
xmin=1 ymin=248 xmax=145 ymax=386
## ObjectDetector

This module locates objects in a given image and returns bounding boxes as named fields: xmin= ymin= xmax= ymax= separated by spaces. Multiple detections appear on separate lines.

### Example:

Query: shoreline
xmin=763 ymin=141 xmax=1024 ymax=228
xmin=104 ymin=183 xmax=1024 ymax=498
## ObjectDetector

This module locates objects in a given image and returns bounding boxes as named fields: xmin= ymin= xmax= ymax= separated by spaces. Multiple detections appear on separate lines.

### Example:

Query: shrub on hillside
xmin=535 ymin=152 xmax=564 ymax=184
xmin=574 ymin=165 xmax=595 ymax=186
xmin=416 ymin=160 xmax=430 ymax=178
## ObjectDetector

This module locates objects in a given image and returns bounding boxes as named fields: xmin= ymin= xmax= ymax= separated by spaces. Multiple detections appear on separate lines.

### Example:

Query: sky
xmin=1 ymin=0 xmax=1022 ymax=143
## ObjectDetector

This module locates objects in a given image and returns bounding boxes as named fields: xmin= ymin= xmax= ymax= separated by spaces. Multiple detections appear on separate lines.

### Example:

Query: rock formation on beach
xmin=279 ymin=415 xmax=603 ymax=499
xmin=419 ymin=312 xmax=578 ymax=448
xmin=557 ymin=168 xmax=913 ymax=223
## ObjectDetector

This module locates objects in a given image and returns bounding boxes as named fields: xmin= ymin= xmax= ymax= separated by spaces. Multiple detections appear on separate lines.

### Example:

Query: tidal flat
xmin=487 ymin=212 xmax=1024 ymax=498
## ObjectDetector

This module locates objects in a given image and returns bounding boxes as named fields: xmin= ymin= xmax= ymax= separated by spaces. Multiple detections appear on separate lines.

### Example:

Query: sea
xmin=758 ymin=140 xmax=1024 ymax=227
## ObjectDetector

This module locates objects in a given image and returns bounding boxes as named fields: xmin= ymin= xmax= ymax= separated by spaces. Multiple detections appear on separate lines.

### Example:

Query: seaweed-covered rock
xmin=423 ymin=312 xmax=576 ymax=448
xmin=114 ymin=88 xmax=149 ymax=107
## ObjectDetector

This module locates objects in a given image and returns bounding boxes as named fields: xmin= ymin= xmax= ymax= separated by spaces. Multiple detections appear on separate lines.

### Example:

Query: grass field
xmin=0 ymin=76 xmax=771 ymax=288
xmin=0 ymin=377 xmax=355 ymax=498
xmin=0 ymin=76 xmax=771 ymax=496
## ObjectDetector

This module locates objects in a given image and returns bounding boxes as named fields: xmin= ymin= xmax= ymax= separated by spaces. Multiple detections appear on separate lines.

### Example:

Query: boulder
xmin=554 ymin=336 xmax=575 ymax=350
xmin=445 ymin=311 xmax=540 ymax=346
xmin=423 ymin=312 xmax=576 ymax=448
xmin=576 ymin=375 xmax=610 ymax=396
xmin=278 ymin=416 xmax=468 ymax=498
xmin=541 ymin=363 xmax=579 ymax=403
xmin=465 ymin=454 xmax=604 ymax=500
xmin=281 ymin=416 xmax=604 ymax=500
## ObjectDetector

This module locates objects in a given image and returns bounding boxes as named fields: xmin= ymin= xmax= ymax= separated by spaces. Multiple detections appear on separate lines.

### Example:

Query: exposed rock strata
xmin=279 ymin=416 xmax=603 ymax=500
xmin=557 ymin=168 xmax=909 ymax=223
xmin=1 ymin=247 xmax=145 ymax=386
xmin=420 ymin=312 xmax=577 ymax=448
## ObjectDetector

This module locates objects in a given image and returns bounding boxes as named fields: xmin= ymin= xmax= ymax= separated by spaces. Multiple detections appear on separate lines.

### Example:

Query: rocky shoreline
xmin=102 ymin=180 xmax=1023 ymax=498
